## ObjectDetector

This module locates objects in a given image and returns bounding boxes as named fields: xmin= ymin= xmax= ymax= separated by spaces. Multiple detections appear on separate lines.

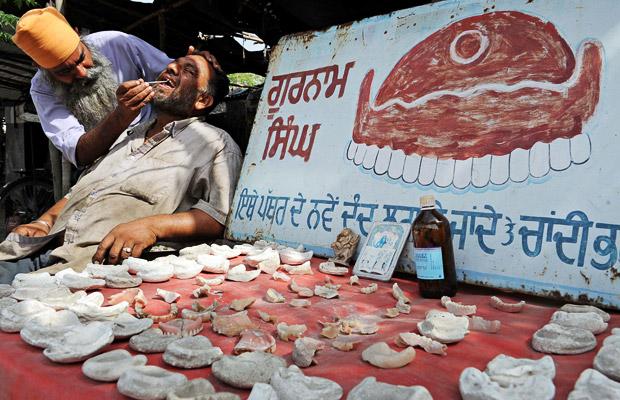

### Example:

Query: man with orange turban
xmin=12 ymin=7 xmax=172 ymax=167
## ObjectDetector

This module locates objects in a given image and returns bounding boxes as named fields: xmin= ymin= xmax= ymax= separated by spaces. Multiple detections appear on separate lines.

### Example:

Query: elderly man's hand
xmin=114 ymin=79 xmax=154 ymax=123
xmin=12 ymin=222 xmax=49 ymax=237
xmin=92 ymin=220 xmax=157 ymax=265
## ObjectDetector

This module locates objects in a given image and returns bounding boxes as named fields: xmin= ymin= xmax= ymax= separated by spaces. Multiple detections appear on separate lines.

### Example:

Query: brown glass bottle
xmin=412 ymin=195 xmax=457 ymax=298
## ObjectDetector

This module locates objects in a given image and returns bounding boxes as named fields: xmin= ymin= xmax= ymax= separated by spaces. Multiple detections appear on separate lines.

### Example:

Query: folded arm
xmin=92 ymin=209 xmax=224 ymax=264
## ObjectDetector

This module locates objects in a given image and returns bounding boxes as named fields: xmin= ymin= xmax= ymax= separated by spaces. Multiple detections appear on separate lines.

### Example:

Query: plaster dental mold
xmin=484 ymin=354 xmax=556 ymax=387
xmin=155 ymin=288 xmax=181 ymax=304
xmin=265 ymin=288 xmax=285 ymax=303
xmin=165 ymin=378 xmax=227 ymax=400
xmin=489 ymin=296 xmax=525 ymax=313
xmin=459 ymin=366 xmax=555 ymax=400
xmin=212 ymin=311 xmax=257 ymax=337
xmin=248 ymin=383 xmax=278 ymax=400
xmin=233 ymin=243 xmax=255 ymax=255
xmin=560 ymin=304 xmax=610 ymax=322
xmin=318 ymin=261 xmax=348 ymax=276
xmin=136 ymin=262 xmax=174 ymax=283
xmin=211 ymin=351 xmax=287 ymax=389
xmin=196 ymin=275 xmax=225 ymax=286
xmin=105 ymin=272 xmax=142 ymax=288
xmin=593 ymin=330 xmax=620 ymax=381
xmin=332 ymin=337 xmax=360 ymax=351
xmin=69 ymin=298 xmax=128 ymax=321
xmin=163 ymin=335 xmax=223 ymax=368
xmin=288 ymin=279 xmax=314 ymax=297
xmin=347 ymin=377 xmax=433 ymax=400
xmin=531 ymin=323 xmax=596 ymax=354
xmin=117 ymin=365 xmax=188 ymax=400
xmin=468 ymin=316 xmax=501 ymax=333
xmin=0 ymin=297 xmax=17 ymax=311
xmin=111 ymin=313 xmax=153 ymax=339
xmin=179 ymin=243 xmax=212 ymax=259
xmin=290 ymin=299 xmax=311 ymax=308
xmin=396 ymin=300 xmax=411 ymax=314
xmin=362 ymin=342 xmax=416 ymax=369
xmin=292 ymin=337 xmax=324 ymax=368
xmin=55 ymin=269 xmax=106 ymax=291
xmin=549 ymin=310 xmax=608 ymax=334
xmin=270 ymin=365 xmax=343 ymax=400
xmin=230 ymin=297 xmax=256 ymax=311
xmin=272 ymin=271 xmax=290 ymax=281
xmin=278 ymin=248 xmax=312 ymax=266
xmin=38 ymin=290 xmax=87 ymax=310
xmin=43 ymin=321 xmax=114 ymax=363
xmin=360 ymin=283 xmax=378 ymax=295
xmin=12 ymin=284 xmax=72 ymax=302
xmin=396 ymin=332 xmax=448 ymax=356
xmin=0 ymin=284 xmax=15 ymax=298
xmin=283 ymin=261 xmax=313 ymax=275
xmin=314 ymin=284 xmax=339 ymax=299
xmin=20 ymin=309 xmax=81 ymax=348
xmin=170 ymin=257 xmax=203 ymax=279
xmin=159 ymin=318 xmax=203 ymax=337
xmin=320 ymin=322 xmax=340 ymax=339
xmin=417 ymin=309 xmax=469 ymax=343
xmin=349 ymin=275 xmax=360 ymax=285
xmin=12 ymin=272 xmax=55 ymax=288
xmin=82 ymin=349 xmax=147 ymax=382
xmin=197 ymin=254 xmax=230 ymax=274
xmin=441 ymin=296 xmax=477 ymax=316
xmin=234 ymin=328 xmax=277 ymax=354
xmin=385 ymin=308 xmax=400 ymax=318
xmin=84 ymin=263 xmax=129 ymax=279
xmin=211 ymin=243 xmax=242 ymax=258
xmin=135 ymin=303 xmax=178 ymax=323
xmin=392 ymin=283 xmax=410 ymax=304
xmin=226 ymin=264 xmax=261 ymax=282
xmin=567 ymin=368 xmax=620 ymax=400
xmin=277 ymin=322 xmax=307 ymax=341
xmin=129 ymin=328 xmax=180 ymax=353
xmin=123 ymin=257 xmax=150 ymax=274
xmin=0 ymin=299 xmax=54 ymax=332
xmin=245 ymin=247 xmax=281 ymax=274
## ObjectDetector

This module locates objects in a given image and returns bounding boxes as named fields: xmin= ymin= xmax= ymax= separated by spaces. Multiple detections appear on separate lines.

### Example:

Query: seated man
xmin=0 ymin=52 xmax=242 ymax=284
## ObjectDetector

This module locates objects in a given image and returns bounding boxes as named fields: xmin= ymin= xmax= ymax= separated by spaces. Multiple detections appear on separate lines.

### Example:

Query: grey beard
xmin=42 ymin=45 xmax=118 ymax=131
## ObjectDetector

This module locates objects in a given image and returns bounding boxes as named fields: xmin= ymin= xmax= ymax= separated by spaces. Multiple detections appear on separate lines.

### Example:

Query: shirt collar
xmin=128 ymin=116 xmax=202 ymax=139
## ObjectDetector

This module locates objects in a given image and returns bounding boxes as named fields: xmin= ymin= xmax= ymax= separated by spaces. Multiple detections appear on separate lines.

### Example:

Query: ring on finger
xmin=122 ymin=247 xmax=133 ymax=253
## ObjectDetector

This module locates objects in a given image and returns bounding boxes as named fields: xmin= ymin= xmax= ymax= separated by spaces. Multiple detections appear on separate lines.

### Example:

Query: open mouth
xmin=349 ymin=11 xmax=602 ymax=188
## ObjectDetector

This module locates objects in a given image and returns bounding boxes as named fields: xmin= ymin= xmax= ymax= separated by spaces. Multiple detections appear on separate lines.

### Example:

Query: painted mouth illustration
xmin=349 ymin=11 xmax=602 ymax=188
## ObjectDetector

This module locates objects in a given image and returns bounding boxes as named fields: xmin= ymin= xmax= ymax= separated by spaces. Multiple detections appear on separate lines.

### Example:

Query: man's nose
xmin=74 ymin=64 xmax=89 ymax=79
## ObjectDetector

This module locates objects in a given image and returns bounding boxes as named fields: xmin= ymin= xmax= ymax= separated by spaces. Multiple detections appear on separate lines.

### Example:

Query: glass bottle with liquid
xmin=412 ymin=195 xmax=457 ymax=298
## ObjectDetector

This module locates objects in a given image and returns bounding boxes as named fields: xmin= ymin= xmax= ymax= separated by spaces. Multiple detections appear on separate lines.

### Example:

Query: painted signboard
xmin=226 ymin=0 xmax=620 ymax=308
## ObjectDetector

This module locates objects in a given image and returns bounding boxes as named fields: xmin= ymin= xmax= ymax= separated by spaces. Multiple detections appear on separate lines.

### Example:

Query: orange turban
xmin=12 ymin=7 xmax=80 ymax=69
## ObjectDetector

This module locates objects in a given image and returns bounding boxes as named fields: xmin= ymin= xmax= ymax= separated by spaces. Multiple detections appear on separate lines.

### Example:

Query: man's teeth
xmin=347 ymin=133 xmax=591 ymax=188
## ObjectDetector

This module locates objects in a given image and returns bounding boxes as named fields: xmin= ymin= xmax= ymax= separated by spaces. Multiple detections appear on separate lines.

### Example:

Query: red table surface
xmin=0 ymin=257 xmax=617 ymax=400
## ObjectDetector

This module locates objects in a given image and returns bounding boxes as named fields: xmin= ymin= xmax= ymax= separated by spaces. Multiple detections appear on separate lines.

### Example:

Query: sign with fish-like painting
xmin=227 ymin=0 xmax=620 ymax=308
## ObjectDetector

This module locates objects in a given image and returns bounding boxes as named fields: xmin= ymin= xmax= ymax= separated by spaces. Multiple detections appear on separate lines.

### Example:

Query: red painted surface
xmin=0 ymin=257 xmax=617 ymax=399
xmin=352 ymin=11 xmax=602 ymax=159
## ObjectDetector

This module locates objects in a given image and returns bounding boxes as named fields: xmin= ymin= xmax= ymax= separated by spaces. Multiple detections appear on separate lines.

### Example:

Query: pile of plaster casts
xmin=0 ymin=238 xmax=614 ymax=400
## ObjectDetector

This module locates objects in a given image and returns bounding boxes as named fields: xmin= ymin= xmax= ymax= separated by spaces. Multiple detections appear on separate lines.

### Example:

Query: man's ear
xmin=194 ymin=92 xmax=214 ymax=112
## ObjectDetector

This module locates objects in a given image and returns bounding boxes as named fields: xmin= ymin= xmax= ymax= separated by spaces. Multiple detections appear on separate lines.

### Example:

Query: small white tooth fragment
xmin=117 ymin=366 xmax=188 ymax=400
xmin=570 ymin=133 xmax=591 ymax=164
xmin=396 ymin=300 xmax=411 ymax=314
xmin=283 ymin=261 xmax=313 ymax=275
xmin=374 ymin=146 xmax=392 ymax=175
xmin=197 ymin=254 xmax=230 ymax=273
xmin=509 ymin=148 xmax=529 ymax=183
xmin=417 ymin=310 xmax=469 ymax=343
xmin=320 ymin=322 xmax=340 ymax=339
xmin=468 ymin=316 xmax=501 ymax=333
xmin=349 ymin=275 xmax=360 ymax=285
xmin=549 ymin=137 xmax=571 ymax=171
xmin=362 ymin=144 xmax=379 ymax=170
xmin=471 ymin=154 xmax=491 ymax=188
xmin=288 ymin=279 xmax=314 ymax=297
xmin=258 ymin=310 xmax=278 ymax=324
xmin=529 ymin=141 xmax=550 ymax=178
xmin=434 ymin=158 xmax=455 ymax=188
xmin=265 ymin=288 xmax=285 ymax=303
xmin=531 ymin=323 xmax=596 ymax=354
xmin=292 ymin=337 xmax=324 ymax=368
xmin=490 ymin=154 xmax=510 ymax=185
xmin=271 ymin=365 xmax=343 ymax=400
xmin=192 ymin=285 xmax=211 ymax=298
xmin=485 ymin=354 xmax=556 ymax=387
xmin=230 ymin=297 xmax=256 ymax=311
xmin=440 ymin=296 xmax=477 ymax=316
xmin=289 ymin=299 xmax=311 ymax=308
xmin=385 ymin=308 xmax=400 ymax=318
xmin=459 ymin=366 xmax=555 ymax=400
xmin=560 ymin=304 xmax=610 ymax=322
xmin=567 ymin=368 xmax=620 ymax=400
xmin=272 ymin=271 xmax=290 ymax=281
xmin=396 ymin=332 xmax=447 ymax=356
xmin=332 ymin=337 xmax=360 ymax=351
xmin=402 ymin=153 xmax=422 ymax=183
xmin=353 ymin=143 xmax=367 ymax=165
xmin=155 ymin=288 xmax=180 ymax=303
xmin=277 ymin=322 xmax=307 ymax=341
xmin=348 ymin=377 xmax=433 ymax=400
xmin=418 ymin=156 xmax=437 ymax=186
xmin=318 ymin=261 xmax=348 ymax=276
xmin=195 ymin=275 xmax=224 ymax=286
xmin=314 ymin=285 xmax=339 ymax=299
xmin=550 ymin=311 xmax=608 ymax=335
xmin=453 ymin=158 xmax=473 ymax=189
xmin=392 ymin=283 xmax=410 ymax=304
xmin=389 ymin=149 xmax=408 ymax=180
xmin=82 ymin=349 xmax=147 ymax=382
xmin=362 ymin=342 xmax=416 ymax=369
xmin=360 ymin=283 xmax=378 ymax=294
xmin=347 ymin=141 xmax=359 ymax=160
xmin=490 ymin=296 xmax=525 ymax=313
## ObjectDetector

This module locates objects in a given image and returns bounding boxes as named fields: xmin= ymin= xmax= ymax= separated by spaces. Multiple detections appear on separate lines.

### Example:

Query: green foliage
xmin=0 ymin=0 xmax=39 ymax=42
xmin=228 ymin=72 xmax=265 ymax=88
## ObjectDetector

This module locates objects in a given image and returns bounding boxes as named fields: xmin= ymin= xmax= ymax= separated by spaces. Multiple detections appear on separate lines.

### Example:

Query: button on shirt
xmin=30 ymin=31 xmax=172 ymax=165
xmin=46 ymin=117 xmax=242 ymax=270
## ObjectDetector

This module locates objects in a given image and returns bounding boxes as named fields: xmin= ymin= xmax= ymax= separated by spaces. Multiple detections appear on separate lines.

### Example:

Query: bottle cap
xmin=420 ymin=195 xmax=435 ymax=208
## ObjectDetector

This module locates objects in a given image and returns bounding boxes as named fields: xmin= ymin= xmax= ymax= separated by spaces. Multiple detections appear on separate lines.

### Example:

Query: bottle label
xmin=414 ymin=247 xmax=445 ymax=280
